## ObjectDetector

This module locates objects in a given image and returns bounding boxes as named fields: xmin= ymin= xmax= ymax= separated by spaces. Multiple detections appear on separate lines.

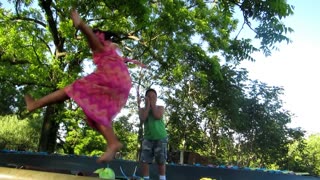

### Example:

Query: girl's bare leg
xmin=25 ymin=89 xmax=69 ymax=112
xmin=95 ymin=123 xmax=123 ymax=163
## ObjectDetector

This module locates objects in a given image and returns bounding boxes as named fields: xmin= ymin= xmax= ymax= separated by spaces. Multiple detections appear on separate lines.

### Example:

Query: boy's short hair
xmin=145 ymin=88 xmax=157 ymax=96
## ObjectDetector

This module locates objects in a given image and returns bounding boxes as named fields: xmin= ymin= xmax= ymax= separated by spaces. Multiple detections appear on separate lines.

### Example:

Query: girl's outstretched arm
xmin=71 ymin=9 xmax=104 ymax=53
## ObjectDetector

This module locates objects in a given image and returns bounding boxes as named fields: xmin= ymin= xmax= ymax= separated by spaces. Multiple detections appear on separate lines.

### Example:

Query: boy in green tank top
xmin=139 ymin=89 xmax=167 ymax=180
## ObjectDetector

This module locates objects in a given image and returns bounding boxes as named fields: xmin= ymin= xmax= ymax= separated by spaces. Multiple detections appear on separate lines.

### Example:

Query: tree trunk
xmin=38 ymin=105 xmax=60 ymax=153
xmin=136 ymin=123 xmax=143 ymax=161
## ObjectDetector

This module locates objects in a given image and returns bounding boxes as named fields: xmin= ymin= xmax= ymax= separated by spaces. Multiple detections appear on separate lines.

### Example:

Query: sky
xmin=239 ymin=0 xmax=320 ymax=136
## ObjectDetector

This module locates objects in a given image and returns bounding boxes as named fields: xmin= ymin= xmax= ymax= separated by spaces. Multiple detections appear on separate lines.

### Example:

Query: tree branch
xmin=39 ymin=0 xmax=64 ymax=55
xmin=0 ymin=56 xmax=30 ymax=65
xmin=230 ymin=1 xmax=257 ymax=37
xmin=10 ymin=17 xmax=46 ymax=28
xmin=0 ymin=78 xmax=54 ymax=88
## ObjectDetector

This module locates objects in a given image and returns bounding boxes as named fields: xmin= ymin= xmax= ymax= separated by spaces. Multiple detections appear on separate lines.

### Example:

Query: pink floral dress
xmin=65 ymin=38 xmax=132 ymax=128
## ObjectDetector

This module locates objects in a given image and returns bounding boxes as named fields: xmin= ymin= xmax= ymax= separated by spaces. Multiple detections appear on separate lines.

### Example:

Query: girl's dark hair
xmin=145 ymin=88 xmax=157 ymax=96
xmin=92 ymin=29 xmax=121 ymax=43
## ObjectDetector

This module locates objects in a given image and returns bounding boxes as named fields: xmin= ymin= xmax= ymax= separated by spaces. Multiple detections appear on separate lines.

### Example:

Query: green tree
xmin=287 ymin=138 xmax=309 ymax=173
xmin=305 ymin=134 xmax=320 ymax=175
xmin=0 ymin=0 xmax=300 ymax=168
xmin=0 ymin=115 xmax=41 ymax=151
xmin=287 ymin=134 xmax=320 ymax=176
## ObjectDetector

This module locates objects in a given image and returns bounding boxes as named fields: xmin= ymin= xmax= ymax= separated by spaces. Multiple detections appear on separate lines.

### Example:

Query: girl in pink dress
xmin=24 ymin=9 xmax=143 ymax=163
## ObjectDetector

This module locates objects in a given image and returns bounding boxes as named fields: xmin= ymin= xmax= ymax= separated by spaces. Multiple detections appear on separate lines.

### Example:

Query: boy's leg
xmin=140 ymin=139 xmax=153 ymax=179
xmin=142 ymin=162 xmax=150 ymax=179
xmin=95 ymin=123 xmax=122 ymax=163
xmin=155 ymin=138 xmax=168 ymax=178
xmin=158 ymin=163 xmax=166 ymax=176
xmin=25 ymin=88 xmax=69 ymax=112
xmin=158 ymin=164 xmax=166 ymax=180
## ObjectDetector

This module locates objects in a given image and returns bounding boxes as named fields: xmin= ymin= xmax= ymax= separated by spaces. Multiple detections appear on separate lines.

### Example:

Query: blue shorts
xmin=140 ymin=138 xmax=168 ymax=164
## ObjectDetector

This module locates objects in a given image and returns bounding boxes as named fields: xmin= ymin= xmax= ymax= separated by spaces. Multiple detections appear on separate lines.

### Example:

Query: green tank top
xmin=144 ymin=109 xmax=167 ymax=140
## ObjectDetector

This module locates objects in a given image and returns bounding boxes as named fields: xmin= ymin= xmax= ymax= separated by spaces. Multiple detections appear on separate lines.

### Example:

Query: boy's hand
xmin=145 ymin=97 xmax=151 ymax=108
xmin=149 ymin=97 xmax=156 ymax=108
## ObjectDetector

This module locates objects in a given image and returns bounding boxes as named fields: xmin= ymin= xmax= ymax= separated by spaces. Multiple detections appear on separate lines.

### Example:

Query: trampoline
xmin=0 ymin=151 xmax=319 ymax=180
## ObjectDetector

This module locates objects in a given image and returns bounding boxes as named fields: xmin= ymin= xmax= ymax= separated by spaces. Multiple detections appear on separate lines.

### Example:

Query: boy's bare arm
xmin=139 ymin=107 xmax=149 ymax=123
xmin=151 ymin=105 xmax=164 ymax=120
